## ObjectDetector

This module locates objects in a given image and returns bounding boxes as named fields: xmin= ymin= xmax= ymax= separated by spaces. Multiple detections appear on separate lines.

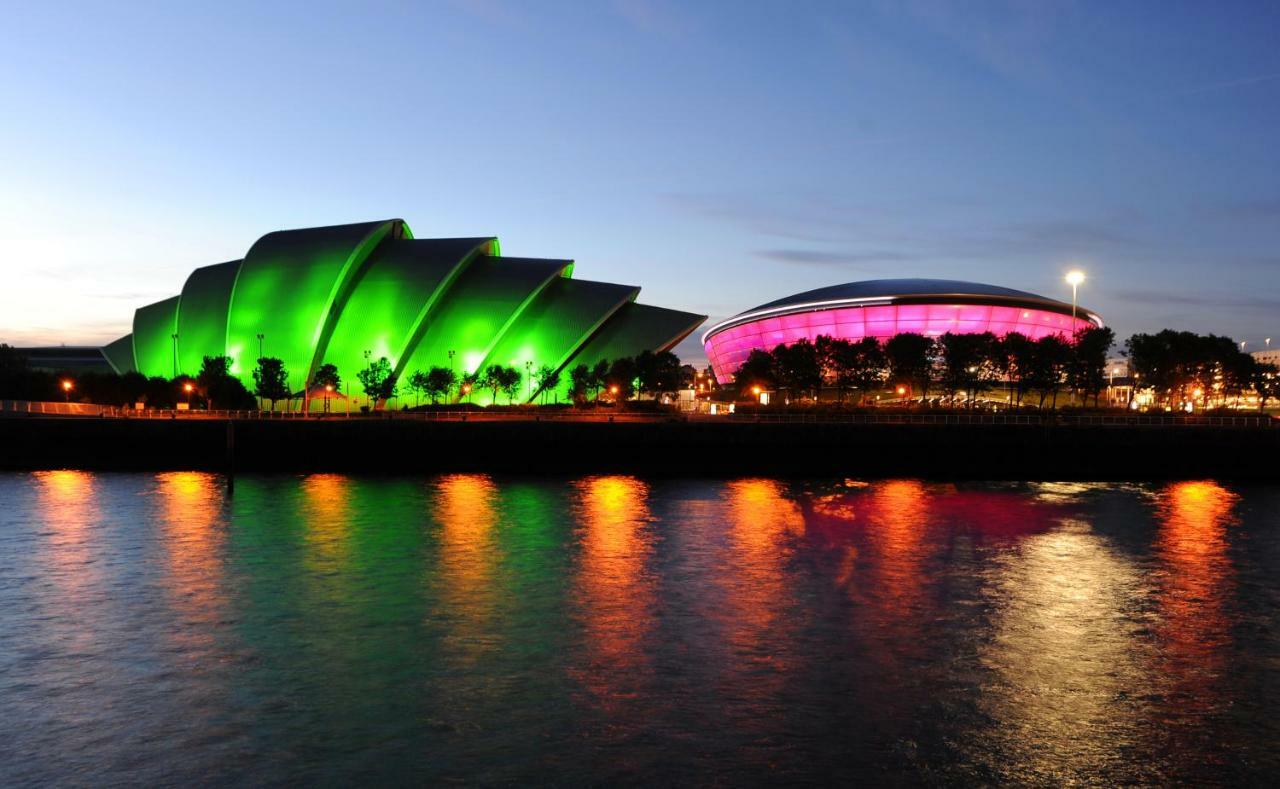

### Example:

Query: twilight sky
xmin=2 ymin=1 xmax=1278 ymax=363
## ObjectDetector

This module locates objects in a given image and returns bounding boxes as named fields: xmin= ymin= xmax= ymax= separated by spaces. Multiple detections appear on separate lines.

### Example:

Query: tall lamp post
xmin=1065 ymin=270 xmax=1085 ymax=324
xmin=525 ymin=360 xmax=533 ymax=402
xmin=61 ymin=379 xmax=73 ymax=403
xmin=363 ymin=349 xmax=372 ymax=410
xmin=256 ymin=333 xmax=265 ymax=360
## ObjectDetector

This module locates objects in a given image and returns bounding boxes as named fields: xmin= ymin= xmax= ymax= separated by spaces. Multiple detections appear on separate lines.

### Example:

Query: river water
xmin=1 ymin=473 xmax=1277 ymax=785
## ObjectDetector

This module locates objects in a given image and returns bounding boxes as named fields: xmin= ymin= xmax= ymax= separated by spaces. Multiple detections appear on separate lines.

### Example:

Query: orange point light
xmin=610 ymin=385 xmax=619 ymax=394
xmin=183 ymin=382 xmax=194 ymax=393
xmin=751 ymin=385 xmax=761 ymax=395
xmin=325 ymin=384 xmax=333 ymax=392
xmin=896 ymin=386 xmax=906 ymax=395
xmin=61 ymin=379 xmax=73 ymax=391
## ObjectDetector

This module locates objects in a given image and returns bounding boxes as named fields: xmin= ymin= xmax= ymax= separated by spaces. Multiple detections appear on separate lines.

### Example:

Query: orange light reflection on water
xmin=1152 ymin=481 xmax=1236 ymax=721
xmin=571 ymin=475 xmax=655 ymax=706
xmin=153 ymin=472 xmax=227 ymax=643
xmin=32 ymin=470 xmax=98 ymax=597
xmin=300 ymin=474 xmax=354 ymax=572
xmin=721 ymin=479 xmax=804 ymax=704
xmin=433 ymin=474 xmax=502 ymax=663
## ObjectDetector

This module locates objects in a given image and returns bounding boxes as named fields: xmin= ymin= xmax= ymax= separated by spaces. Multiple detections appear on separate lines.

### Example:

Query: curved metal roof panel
xmin=749 ymin=279 xmax=1057 ymax=312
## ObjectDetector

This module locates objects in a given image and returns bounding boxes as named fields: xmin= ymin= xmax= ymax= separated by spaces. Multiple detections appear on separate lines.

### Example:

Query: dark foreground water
xmin=1 ymin=474 xmax=1278 ymax=786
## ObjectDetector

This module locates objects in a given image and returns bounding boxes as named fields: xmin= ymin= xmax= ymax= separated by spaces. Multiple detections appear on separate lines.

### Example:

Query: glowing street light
xmin=183 ymin=381 xmax=194 ymax=408
xmin=61 ymin=379 xmax=73 ymax=402
xmin=1065 ymin=270 xmax=1085 ymax=323
xmin=324 ymin=383 xmax=333 ymax=413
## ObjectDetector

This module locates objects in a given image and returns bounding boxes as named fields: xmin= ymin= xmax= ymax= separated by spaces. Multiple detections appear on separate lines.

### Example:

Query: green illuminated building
xmin=104 ymin=219 xmax=705 ymax=406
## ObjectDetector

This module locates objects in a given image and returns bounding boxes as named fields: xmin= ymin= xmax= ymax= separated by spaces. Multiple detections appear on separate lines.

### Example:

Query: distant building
xmin=105 ymin=219 xmax=705 ymax=405
xmin=17 ymin=346 xmax=112 ymax=374
xmin=703 ymin=278 xmax=1102 ymax=383
xmin=1252 ymin=349 xmax=1280 ymax=367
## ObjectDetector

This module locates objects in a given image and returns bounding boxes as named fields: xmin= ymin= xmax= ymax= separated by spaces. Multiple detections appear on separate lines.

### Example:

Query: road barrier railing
xmin=2 ymin=400 xmax=1274 ymax=428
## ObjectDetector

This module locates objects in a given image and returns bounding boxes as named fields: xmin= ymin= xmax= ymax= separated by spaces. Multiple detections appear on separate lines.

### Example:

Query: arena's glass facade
xmin=106 ymin=219 xmax=705 ymax=406
xmin=703 ymin=279 xmax=1102 ymax=383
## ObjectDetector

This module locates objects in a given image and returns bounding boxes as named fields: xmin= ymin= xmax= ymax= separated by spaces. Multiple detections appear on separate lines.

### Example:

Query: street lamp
xmin=525 ymin=360 xmax=533 ymax=401
xmin=324 ymin=384 xmax=333 ymax=414
xmin=1065 ymin=270 xmax=1085 ymax=323
xmin=256 ymin=333 xmax=265 ymax=360
xmin=448 ymin=349 xmax=455 ymax=373
xmin=183 ymin=381 xmax=194 ymax=408
xmin=61 ymin=379 xmax=73 ymax=402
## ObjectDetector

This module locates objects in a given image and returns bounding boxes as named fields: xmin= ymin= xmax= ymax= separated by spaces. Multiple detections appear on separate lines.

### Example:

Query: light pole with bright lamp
xmin=1065 ymin=270 xmax=1085 ymax=324
xmin=183 ymin=381 xmax=194 ymax=409
xmin=61 ymin=379 xmax=73 ymax=402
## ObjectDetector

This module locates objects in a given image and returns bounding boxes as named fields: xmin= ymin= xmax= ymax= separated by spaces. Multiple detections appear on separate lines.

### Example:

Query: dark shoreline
xmin=1 ymin=417 xmax=1276 ymax=480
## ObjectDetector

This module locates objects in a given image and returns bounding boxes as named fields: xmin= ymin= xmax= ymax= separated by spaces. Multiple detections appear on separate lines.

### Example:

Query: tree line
xmin=0 ymin=343 xmax=687 ymax=410
xmin=733 ymin=326 xmax=1278 ymax=410
xmin=734 ymin=327 xmax=1118 ymax=408
xmin=1126 ymin=330 xmax=1278 ymax=410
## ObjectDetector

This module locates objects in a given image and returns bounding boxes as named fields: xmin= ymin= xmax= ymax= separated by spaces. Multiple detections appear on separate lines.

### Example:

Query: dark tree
xmin=938 ymin=332 xmax=998 ymax=408
xmin=590 ymin=359 xmax=611 ymax=401
xmin=846 ymin=337 xmax=887 ymax=402
xmin=1250 ymin=362 xmax=1278 ymax=411
xmin=1066 ymin=326 xmax=1115 ymax=407
xmin=534 ymin=364 xmax=560 ymax=403
xmin=499 ymin=366 xmax=523 ymax=404
xmin=408 ymin=370 xmax=429 ymax=407
xmin=1028 ymin=335 xmax=1071 ymax=409
xmin=313 ymin=363 xmax=341 ymax=391
xmin=357 ymin=356 xmax=398 ymax=408
xmin=606 ymin=357 xmax=638 ymax=401
xmin=568 ymin=364 xmax=592 ymax=404
xmin=198 ymin=355 xmax=254 ymax=410
xmin=424 ymin=366 xmax=457 ymax=405
xmin=772 ymin=339 xmax=822 ymax=400
xmin=995 ymin=332 xmax=1035 ymax=408
xmin=253 ymin=357 xmax=290 ymax=410
xmin=635 ymin=350 xmax=683 ymax=398
xmin=885 ymin=333 xmax=937 ymax=403
xmin=480 ymin=364 xmax=507 ymax=403
xmin=733 ymin=349 xmax=776 ymax=394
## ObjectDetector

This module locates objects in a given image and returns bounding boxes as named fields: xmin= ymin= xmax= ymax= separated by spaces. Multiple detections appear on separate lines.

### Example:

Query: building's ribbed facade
xmin=105 ymin=219 xmax=705 ymax=405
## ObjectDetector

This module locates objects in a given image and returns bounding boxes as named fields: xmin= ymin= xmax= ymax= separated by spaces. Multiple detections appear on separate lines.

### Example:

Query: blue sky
xmin=2 ymin=0 xmax=1278 ymax=362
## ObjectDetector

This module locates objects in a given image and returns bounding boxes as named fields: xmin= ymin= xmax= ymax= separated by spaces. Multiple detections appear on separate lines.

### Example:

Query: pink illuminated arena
xmin=703 ymin=279 xmax=1103 ymax=383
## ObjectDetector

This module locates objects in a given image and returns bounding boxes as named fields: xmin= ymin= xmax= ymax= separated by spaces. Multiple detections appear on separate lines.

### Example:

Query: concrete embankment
xmin=0 ymin=417 xmax=1276 ymax=480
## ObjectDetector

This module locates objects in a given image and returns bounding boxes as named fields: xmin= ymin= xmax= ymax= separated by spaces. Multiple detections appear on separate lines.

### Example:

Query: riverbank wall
xmin=1 ymin=417 xmax=1276 ymax=480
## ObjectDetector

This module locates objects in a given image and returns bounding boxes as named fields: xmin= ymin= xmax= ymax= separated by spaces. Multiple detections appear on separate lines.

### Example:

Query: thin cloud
xmin=755 ymin=249 xmax=916 ymax=266
xmin=611 ymin=0 xmax=694 ymax=37
xmin=1179 ymin=72 xmax=1280 ymax=96
xmin=1111 ymin=289 xmax=1280 ymax=312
